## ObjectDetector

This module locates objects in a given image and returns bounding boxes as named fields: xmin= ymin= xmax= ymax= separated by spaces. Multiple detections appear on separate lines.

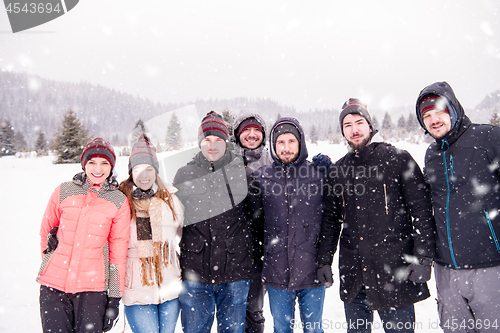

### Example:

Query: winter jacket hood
xmin=416 ymin=81 xmax=472 ymax=149
xmin=232 ymin=111 xmax=272 ymax=172
xmin=253 ymin=120 xmax=326 ymax=291
xmin=418 ymin=84 xmax=500 ymax=269
xmin=269 ymin=117 xmax=308 ymax=166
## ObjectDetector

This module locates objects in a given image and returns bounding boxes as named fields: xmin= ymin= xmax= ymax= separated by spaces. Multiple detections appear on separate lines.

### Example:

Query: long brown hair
xmin=119 ymin=172 xmax=177 ymax=221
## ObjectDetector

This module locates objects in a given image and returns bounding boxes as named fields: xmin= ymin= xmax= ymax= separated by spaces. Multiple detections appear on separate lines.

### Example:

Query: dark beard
xmin=348 ymin=136 xmax=371 ymax=151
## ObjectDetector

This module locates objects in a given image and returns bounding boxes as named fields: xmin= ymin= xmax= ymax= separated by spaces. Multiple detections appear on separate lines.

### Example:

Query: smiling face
xmin=422 ymin=109 xmax=452 ymax=139
xmin=239 ymin=127 xmax=264 ymax=149
xmin=275 ymin=133 xmax=299 ymax=164
xmin=200 ymin=135 xmax=227 ymax=162
xmin=342 ymin=113 xmax=372 ymax=150
xmin=132 ymin=164 xmax=156 ymax=191
xmin=84 ymin=157 xmax=112 ymax=184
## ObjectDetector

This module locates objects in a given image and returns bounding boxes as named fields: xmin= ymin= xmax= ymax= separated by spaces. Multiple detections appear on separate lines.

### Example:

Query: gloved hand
xmin=311 ymin=153 xmax=332 ymax=169
xmin=43 ymin=226 xmax=59 ymax=254
xmin=317 ymin=265 xmax=334 ymax=287
xmin=103 ymin=297 xmax=121 ymax=332
xmin=406 ymin=257 xmax=433 ymax=283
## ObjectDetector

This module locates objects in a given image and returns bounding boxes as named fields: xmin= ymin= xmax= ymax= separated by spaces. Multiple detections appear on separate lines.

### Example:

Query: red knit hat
xmin=80 ymin=137 xmax=116 ymax=171
xmin=419 ymin=95 xmax=450 ymax=116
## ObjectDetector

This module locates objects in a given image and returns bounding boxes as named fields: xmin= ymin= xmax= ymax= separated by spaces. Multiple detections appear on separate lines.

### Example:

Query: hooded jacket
xmin=252 ymin=117 xmax=327 ymax=291
xmin=173 ymin=149 xmax=259 ymax=285
xmin=37 ymin=173 xmax=131 ymax=297
xmin=416 ymin=81 xmax=500 ymax=269
xmin=317 ymin=135 xmax=435 ymax=311
xmin=232 ymin=111 xmax=273 ymax=173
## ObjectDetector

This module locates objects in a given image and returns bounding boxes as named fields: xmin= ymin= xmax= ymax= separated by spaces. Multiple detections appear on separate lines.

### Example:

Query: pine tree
xmin=310 ymin=125 xmax=318 ymax=144
xmin=222 ymin=109 xmax=236 ymax=150
xmin=14 ymin=131 xmax=27 ymax=153
xmin=397 ymin=115 xmax=406 ymax=130
xmin=0 ymin=119 xmax=16 ymax=156
xmin=165 ymin=112 xmax=182 ymax=151
xmin=54 ymin=109 xmax=89 ymax=164
xmin=35 ymin=131 xmax=48 ymax=156
xmin=130 ymin=118 xmax=147 ymax=145
xmin=490 ymin=108 xmax=500 ymax=127
xmin=382 ymin=112 xmax=393 ymax=130
xmin=222 ymin=109 xmax=236 ymax=138
xmin=406 ymin=112 xmax=419 ymax=132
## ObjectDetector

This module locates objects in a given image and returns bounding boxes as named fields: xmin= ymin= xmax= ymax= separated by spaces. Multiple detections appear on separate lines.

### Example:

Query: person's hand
xmin=406 ymin=257 xmax=433 ymax=283
xmin=317 ymin=265 xmax=334 ymax=287
xmin=103 ymin=297 xmax=120 ymax=332
xmin=311 ymin=153 xmax=332 ymax=169
xmin=43 ymin=226 xmax=59 ymax=254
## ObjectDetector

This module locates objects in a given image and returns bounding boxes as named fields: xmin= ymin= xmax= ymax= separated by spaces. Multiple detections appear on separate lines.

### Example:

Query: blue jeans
xmin=267 ymin=286 xmax=326 ymax=333
xmin=124 ymin=298 xmax=180 ymax=333
xmin=344 ymin=287 xmax=415 ymax=333
xmin=179 ymin=279 xmax=250 ymax=333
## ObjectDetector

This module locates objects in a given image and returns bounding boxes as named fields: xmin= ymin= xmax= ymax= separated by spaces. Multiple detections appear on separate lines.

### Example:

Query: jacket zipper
xmin=450 ymin=155 xmax=454 ymax=189
xmin=443 ymin=150 xmax=459 ymax=269
xmin=484 ymin=208 xmax=500 ymax=253
xmin=383 ymin=184 xmax=388 ymax=215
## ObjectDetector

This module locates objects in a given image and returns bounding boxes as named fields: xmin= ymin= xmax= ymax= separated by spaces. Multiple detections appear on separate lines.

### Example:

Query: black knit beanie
xmin=273 ymin=122 xmax=301 ymax=144
xmin=339 ymin=98 xmax=373 ymax=135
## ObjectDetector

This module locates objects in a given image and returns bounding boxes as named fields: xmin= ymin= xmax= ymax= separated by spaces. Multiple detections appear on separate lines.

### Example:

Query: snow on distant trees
xmin=0 ymin=119 xmax=16 ymax=157
xmin=54 ymin=109 xmax=89 ymax=164
xmin=165 ymin=112 xmax=182 ymax=151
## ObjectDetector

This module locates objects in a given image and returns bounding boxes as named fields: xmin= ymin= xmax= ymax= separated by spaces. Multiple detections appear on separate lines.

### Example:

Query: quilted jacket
xmin=37 ymin=173 xmax=131 ymax=297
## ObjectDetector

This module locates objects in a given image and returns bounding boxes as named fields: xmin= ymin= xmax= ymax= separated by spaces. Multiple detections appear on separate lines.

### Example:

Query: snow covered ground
xmin=0 ymin=140 xmax=442 ymax=332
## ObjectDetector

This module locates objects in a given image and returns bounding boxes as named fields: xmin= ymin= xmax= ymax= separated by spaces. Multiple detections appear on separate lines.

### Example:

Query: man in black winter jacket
xmin=173 ymin=111 xmax=261 ymax=333
xmin=252 ymin=117 xmax=328 ymax=333
xmin=416 ymin=82 xmax=500 ymax=332
xmin=317 ymin=99 xmax=435 ymax=333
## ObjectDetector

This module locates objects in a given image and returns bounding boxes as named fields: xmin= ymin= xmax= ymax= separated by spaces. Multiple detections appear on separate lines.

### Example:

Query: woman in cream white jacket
xmin=120 ymin=134 xmax=184 ymax=333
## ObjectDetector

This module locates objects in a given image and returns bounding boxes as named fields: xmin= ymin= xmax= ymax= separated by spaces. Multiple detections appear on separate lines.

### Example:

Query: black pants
xmin=40 ymin=285 xmax=107 ymax=333
xmin=245 ymin=259 xmax=266 ymax=333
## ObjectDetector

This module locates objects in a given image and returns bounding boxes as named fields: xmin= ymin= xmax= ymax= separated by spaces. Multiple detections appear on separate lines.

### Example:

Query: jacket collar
xmin=194 ymin=149 xmax=235 ymax=171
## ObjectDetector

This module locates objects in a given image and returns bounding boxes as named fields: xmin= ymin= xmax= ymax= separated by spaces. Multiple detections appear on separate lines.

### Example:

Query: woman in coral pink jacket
xmin=37 ymin=138 xmax=131 ymax=333
xmin=119 ymin=134 xmax=184 ymax=333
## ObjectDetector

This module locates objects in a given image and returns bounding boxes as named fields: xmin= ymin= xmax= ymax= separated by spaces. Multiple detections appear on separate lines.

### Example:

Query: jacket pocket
xmin=225 ymin=236 xmax=251 ymax=274
xmin=180 ymin=236 xmax=206 ymax=272
xmin=484 ymin=208 xmax=500 ymax=253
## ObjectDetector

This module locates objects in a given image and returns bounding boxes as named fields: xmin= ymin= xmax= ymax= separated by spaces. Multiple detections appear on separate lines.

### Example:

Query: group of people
xmin=37 ymin=81 xmax=500 ymax=333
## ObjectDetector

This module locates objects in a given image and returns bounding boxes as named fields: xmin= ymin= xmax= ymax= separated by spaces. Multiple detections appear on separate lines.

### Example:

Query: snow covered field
xmin=0 ymin=140 xmax=442 ymax=332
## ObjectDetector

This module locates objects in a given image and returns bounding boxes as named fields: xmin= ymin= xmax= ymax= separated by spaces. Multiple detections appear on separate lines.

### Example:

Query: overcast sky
xmin=1 ymin=1 xmax=499 ymax=112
